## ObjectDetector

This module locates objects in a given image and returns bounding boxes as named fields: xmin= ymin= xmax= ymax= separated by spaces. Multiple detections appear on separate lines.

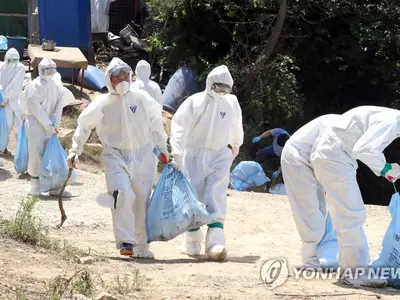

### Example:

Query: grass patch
xmin=14 ymin=287 xmax=29 ymax=300
xmin=45 ymin=268 xmax=95 ymax=300
xmin=0 ymin=196 xmax=57 ymax=249
xmin=100 ymin=269 xmax=147 ymax=295
xmin=0 ymin=196 xmax=88 ymax=261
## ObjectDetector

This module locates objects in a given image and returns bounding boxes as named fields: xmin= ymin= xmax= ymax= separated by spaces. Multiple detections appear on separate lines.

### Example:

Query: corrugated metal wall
xmin=0 ymin=0 xmax=28 ymax=37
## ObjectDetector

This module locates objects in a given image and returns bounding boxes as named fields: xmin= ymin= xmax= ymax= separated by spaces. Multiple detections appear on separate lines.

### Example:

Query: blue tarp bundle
xmin=370 ymin=192 xmax=400 ymax=288
xmin=229 ymin=161 xmax=270 ymax=191
xmin=146 ymin=164 xmax=216 ymax=243
xmin=162 ymin=67 xmax=200 ymax=113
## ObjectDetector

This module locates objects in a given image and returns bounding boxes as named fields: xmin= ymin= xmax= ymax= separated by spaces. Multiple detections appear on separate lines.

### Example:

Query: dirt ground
xmin=0 ymin=123 xmax=399 ymax=299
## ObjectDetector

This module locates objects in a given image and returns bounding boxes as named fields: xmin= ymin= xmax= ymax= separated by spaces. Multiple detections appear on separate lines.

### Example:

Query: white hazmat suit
xmin=171 ymin=65 xmax=244 ymax=261
xmin=132 ymin=60 xmax=163 ymax=107
xmin=132 ymin=60 xmax=164 ymax=184
xmin=281 ymin=114 xmax=340 ymax=269
xmin=25 ymin=57 xmax=73 ymax=196
xmin=68 ymin=58 xmax=168 ymax=258
xmin=91 ymin=0 xmax=116 ymax=33
xmin=0 ymin=48 xmax=25 ymax=146
xmin=310 ymin=105 xmax=400 ymax=286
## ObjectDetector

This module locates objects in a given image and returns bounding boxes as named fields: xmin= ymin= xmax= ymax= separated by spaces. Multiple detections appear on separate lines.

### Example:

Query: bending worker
xmin=67 ymin=58 xmax=169 ymax=259
xmin=288 ymin=105 xmax=400 ymax=287
xmin=281 ymin=114 xmax=340 ymax=270
xmin=170 ymin=65 xmax=244 ymax=261
xmin=252 ymin=127 xmax=290 ymax=159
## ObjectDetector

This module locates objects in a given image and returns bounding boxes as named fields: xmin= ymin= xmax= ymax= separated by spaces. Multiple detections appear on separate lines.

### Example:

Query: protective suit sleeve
xmin=61 ymin=87 xmax=76 ymax=108
xmin=53 ymin=87 xmax=70 ymax=129
xmin=26 ymin=84 xmax=52 ymax=129
xmin=154 ymin=84 xmax=163 ymax=107
xmin=141 ymin=92 xmax=168 ymax=152
xmin=352 ymin=115 xmax=399 ymax=176
xmin=229 ymin=96 xmax=244 ymax=148
xmin=70 ymin=97 xmax=104 ymax=155
xmin=170 ymin=98 xmax=194 ymax=157
xmin=3 ymin=65 xmax=24 ymax=101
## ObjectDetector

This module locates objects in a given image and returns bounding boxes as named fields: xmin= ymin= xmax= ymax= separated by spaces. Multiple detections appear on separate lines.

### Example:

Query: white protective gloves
xmin=172 ymin=155 xmax=184 ymax=171
xmin=382 ymin=163 xmax=400 ymax=182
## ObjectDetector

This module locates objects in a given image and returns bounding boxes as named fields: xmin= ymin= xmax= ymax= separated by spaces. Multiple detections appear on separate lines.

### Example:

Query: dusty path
xmin=0 ymin=139 xmax=399 ymax=299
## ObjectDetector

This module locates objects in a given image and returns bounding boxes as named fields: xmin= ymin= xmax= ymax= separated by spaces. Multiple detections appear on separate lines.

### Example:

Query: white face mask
xmin=41 ymin=74 xmax=54 ymax=81
xmin=115 ymin=81 xmax=130 ymax=95
xmin=211 ymin=90 xmax=227 ymax=100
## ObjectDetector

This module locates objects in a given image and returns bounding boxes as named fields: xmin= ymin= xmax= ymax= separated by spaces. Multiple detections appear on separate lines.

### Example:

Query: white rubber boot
xmin=180 ymin=229 xmax=203 ymax=256
xmin=132 ymin=245 xmax=155 ymax=259
xmin=205 ymin=225 xmax=227 ymax=262
xmin=49 ymin=188 xmax=72 ymax=198
xmin=29 ymin=178 xmax=41 ymax=197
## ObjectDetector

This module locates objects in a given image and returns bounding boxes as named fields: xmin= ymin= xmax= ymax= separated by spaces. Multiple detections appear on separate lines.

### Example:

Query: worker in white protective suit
xmin=25 ymin=57 xmax=73 ymax=197
xmin=20 ymin=72 xmax=75 ymax=122
xmin=91 ymin=0 xmax=116 ymax=33
xmin=0 ymin=48 xmax=25 ymax=153
xmin=170 ymin=65 xmax=244 ymax=261
xmin=132 ymin=60 xmax=163 ymax=107
xmin=309 ymin=105 xmax=400 ymax=287
xmin=281 ymin=114 xmax=340 ymax=270
xmin=66 ymin=58 xmax=169 ymax=258
xmin=132 ymin=60 xmax=164 ymax=185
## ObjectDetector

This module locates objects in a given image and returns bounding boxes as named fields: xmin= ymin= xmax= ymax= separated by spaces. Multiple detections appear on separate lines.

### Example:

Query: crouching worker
xmin=67 ymin=58 xmax=169 ymax=258
xmin=170 ymin=65 xmax=244 ymax=261
xmin=25 ymin=58 xmax=72 ymax=197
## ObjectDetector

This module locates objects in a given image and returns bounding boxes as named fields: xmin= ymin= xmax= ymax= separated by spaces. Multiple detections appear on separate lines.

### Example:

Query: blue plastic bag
xmin=317 ymin=212 xmax=339 ymax=269
xmin=371 ymin=192 xmax=400 ymax=269
xmin=269 ymin=183 xmax=287 ymax=195
xmin=229 ymin=161 xmax=270 ymax=191
xmin=145 ymin=164 xmax=217 ymax=243
xmin=14 ymin=121 xmax=29 ymax=174
xmin=40 ymin=134 xmax=76 ymax=193
xmin=0 ymin=106 xmax=8 ymax=153
xmin=0 ymin=36 xmax=7 ymax=50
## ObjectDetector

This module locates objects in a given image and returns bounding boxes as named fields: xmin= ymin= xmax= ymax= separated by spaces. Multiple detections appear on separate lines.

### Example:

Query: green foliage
xmin=0 ymin=197 xmax=87 ymax=260
xmin=145 ymin=0 xmax=400 ymax=203
xmin=0 ymin=196 xmax=56 ymax=248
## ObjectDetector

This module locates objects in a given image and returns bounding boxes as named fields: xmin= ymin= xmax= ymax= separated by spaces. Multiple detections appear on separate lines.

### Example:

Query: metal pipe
xmin=0 ymin=13 xmax=28 ymax=17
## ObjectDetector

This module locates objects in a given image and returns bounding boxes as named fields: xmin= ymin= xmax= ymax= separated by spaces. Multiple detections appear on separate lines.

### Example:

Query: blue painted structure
xmin=38 ymin=0 xmax=92 ymax=81
xmin=38 ymin=0 xmax=91 ymax=53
